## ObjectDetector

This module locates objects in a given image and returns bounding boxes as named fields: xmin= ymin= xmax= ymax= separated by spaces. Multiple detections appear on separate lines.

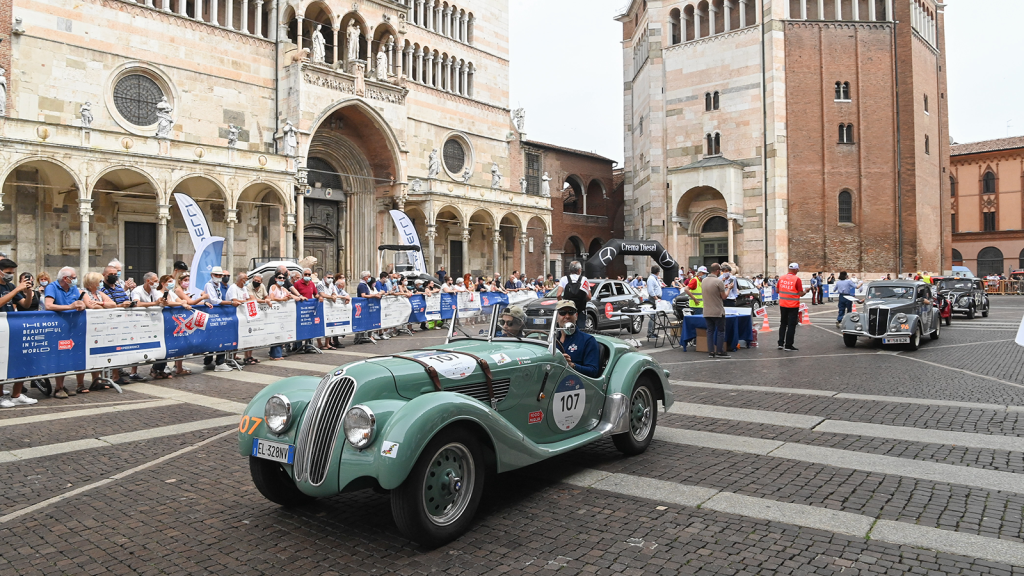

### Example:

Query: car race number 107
xmin=552 ymin=375 xmax=586 ymax=430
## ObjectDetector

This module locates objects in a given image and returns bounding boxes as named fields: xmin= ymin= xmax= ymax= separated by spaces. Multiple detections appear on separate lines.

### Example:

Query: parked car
xmin=524 ymin=278 xmax=644 ymax=334
xmin=840 ymin=280 xmax=940 ymax=350
xmin=247 ymin=258 xmax=302 ymax=281
xmin=672 ymin=276 xmax=762 ymax=320
xmin=932 ymin=276 xmax=990 ymax=319
xmin=240 ymin=306 xmax=672 ymax=547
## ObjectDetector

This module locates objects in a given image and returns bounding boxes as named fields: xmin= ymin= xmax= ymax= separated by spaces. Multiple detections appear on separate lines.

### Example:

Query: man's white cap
xmin=697 ymin=266 xmax=708 ymax=274
xmin=788 ymin=262 xmax=800 ymax=270
xmin=210 ymin=266 xmax=224 ymax=275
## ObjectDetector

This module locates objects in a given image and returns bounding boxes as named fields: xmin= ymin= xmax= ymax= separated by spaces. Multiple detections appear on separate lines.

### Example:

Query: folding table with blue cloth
xmin=679 ymin=313 xmax=755 ymax=352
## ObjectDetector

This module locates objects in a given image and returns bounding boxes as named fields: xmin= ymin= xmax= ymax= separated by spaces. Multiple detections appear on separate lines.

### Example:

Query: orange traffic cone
xmin=852 ymin=301 xmax=857 ymax=313
xmin=801 ymin=306 xmax=812 ymax=325
xmin=760 ymin=315 xmax=771 ymax=332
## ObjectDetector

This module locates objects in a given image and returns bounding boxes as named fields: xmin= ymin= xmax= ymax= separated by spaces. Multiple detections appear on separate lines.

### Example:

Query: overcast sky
xmin=508 ymin=0 xmax=1023 ymax=164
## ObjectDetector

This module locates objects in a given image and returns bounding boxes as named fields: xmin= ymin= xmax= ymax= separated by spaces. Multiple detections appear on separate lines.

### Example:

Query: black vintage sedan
xmin=932 ymin=277 xmax=990 ymax=319
xmin=673 ymin=276 xmax=763 ymax=320
xmin=523 ymin=278 xmax=644 ymax=334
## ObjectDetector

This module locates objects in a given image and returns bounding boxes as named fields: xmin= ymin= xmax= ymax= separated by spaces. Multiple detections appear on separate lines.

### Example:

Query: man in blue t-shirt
xmin=834 ymin=271 xmax=861 ymax=325
xmin=555 ymin=300 xmax=600 ymax=378
xmin=45 ymin=267 xmax=86 ymax=398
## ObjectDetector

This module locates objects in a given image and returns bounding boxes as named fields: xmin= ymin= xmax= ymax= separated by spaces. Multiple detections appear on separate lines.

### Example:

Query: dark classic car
xmin=239 ymin=306 xmax=672 ymax=547
xmin=673 ymin=276 xmax=762 ymax=320
xmin=840 ymin=280 xmax=940 ymax=350
xmin=524 ymin=279 xmax=644 ymax=334
xmin=931 ymin=277 xmax=990 ymax=319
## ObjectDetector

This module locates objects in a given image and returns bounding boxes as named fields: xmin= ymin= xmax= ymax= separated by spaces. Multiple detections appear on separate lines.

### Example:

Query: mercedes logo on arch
xmin=659 ymin=251 xmax=676 ymax=269
xmin=599 ymin=247 xmax=617 ymax=265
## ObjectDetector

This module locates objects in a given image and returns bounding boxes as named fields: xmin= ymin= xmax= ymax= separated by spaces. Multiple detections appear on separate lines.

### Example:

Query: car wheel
xmin=967 ymin=305 xmax=975 ymax=320
xmin=843 ymin=334 xmax=858 ymax=348
xmin=983 ymin=303 xmax=990 ymax=318
xmin=249 ymin=457 xmax=316 ymax=507
xmin=613 ymin=378 xmax=658 ymax=456
xmin=931 ymin=319 xmax=940 ymax=340
xmin=584 ymin=312 xmax=597 ymax=333
xmin=391 ymin=429 xmax=486 ymax=548
xmin=907 ymin=326 xmax=921 ymax=351
xmin=629 ymin=314 xmax=644 ymax=334
xmin=945 ymin=315 xmax=951 ymax=326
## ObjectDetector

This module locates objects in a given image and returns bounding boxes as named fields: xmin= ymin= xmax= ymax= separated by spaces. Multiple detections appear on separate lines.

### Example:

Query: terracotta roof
xmin=521 ymin=140 xmax=617 ymax=164
xmin=951 ymin=136 xmax=1024 ymax=156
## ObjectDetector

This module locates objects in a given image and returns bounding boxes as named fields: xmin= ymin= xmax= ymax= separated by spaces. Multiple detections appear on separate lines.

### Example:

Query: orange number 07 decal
xmin=239 ymin=415 xmax=263 ymax=434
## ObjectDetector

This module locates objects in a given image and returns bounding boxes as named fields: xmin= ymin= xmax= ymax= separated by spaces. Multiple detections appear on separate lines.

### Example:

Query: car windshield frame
xmin=937 ymin=280 xmax=973 ymax=291
xmin=446 ymin=303 xmax=556 ymax=347
xmin=867 ymin=285 xmax=915 ymax=300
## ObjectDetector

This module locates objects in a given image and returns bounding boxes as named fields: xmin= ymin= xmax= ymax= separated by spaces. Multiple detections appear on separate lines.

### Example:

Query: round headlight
xmin=264 ymin=394 xmax=292 ymax=434
xmin=850 ymin=314 xmax=860 ymax=322
xmin=895 ymin=313 xmax=908 ymax=323
xmin=343 ymin=405 xmax=376 ymax=450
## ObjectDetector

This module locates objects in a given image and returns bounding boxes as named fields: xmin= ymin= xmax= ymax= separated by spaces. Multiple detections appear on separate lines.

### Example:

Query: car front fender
xmin=237 ymin=375 xmax=322 ymax=458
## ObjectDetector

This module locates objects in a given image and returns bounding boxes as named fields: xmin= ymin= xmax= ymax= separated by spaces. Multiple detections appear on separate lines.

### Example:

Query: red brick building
xmin=619 ymin=0 xmax=952 ymax=277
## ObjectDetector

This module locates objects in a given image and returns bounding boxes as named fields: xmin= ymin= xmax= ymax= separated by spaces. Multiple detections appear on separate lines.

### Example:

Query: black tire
xmin=945 ymin=315 xmax=951 ymax=326
xmin=249 ymin=457 xmax=316 ymax=507
xmin=983 ymin=303 xmax=990 ymax=318
xmin=930 ymin=319 xmax=940 ymax=340
xmin=907 ymin=326 xmax=921 ymax=351
xmin=613 ymin=378 xmax=658 ymax=456
xmin=32 ymin=379 xmax=52 ymax=396
xmin=584 ymin=312 xmax=597 ymax=333
xmin=391 ymin=428 xmax=486 ymax=548
xmin=967 ymin=305 xmax=975 ymax=320
xmin=628 ymin=314 xmax=643 ymax=334
xmin=843 ymin=334 xmax=858 ymax=348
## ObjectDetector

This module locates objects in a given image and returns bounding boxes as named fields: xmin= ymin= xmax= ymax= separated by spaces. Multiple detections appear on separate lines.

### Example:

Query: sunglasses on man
xmin=557 ymin=309 xmax=576 ymax=316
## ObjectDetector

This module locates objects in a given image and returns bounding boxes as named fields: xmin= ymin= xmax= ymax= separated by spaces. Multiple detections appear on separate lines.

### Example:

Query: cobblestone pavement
xmin=3 ymin=298 xmax=1024 ymax=574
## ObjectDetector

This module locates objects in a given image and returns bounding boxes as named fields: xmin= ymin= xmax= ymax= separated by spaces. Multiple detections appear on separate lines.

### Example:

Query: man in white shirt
xmin=226 ymin=272 xmax=260 ymax=365
xmin=646 ymin=266 xmax=663 ymax=338
xmin=130 ymin=272 xmax=164 ymax=307
xmin=203 ymin=266 xmax=228 ymax=371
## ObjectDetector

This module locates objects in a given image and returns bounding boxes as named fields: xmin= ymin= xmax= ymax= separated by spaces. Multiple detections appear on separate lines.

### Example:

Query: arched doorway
xmin=699 ymin=216 xmax=730 ymax=267
xmin=93 ymin=167 xmax=161 ymax=278
xmin=563 ymin=236 xmax=585 ymax=274
xmin=238 ymin=182 xmax=288 ymax=274
xmin=435 ymin=205 xmax=464 ymax=278
xmin=977 ymin=247 xmax=1003 ymax=277
xmin=305 ymin=102 xmax=401 ymax=276
xmin=0 ymin=159 xmax=83 ymax=274
xmin=562 ymin=176 xmax=584 ymax=214
xmin=675 ymin=186 xmax=730 ymax=271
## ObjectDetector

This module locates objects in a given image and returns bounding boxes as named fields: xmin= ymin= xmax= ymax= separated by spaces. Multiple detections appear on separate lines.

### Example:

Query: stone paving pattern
xmin=2 ymin=300 xmax=1024 ymax=574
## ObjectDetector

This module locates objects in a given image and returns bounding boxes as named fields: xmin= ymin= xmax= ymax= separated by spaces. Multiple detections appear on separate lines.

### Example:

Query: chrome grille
xmin=446 ymin=378 xmax=511 ymax=405
xmin=868 ymin=308 xmax=889 ymax=336
xmin=293 ymin=375 xmax=356 ymax=487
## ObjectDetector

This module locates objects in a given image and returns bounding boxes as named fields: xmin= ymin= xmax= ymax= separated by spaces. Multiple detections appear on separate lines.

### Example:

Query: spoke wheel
xmin=421 ymin=443 xmax=475 ymax=527
xmin=629 ymin=315 xmax=643 ymax=334
xmin=613 ymin=378 xmax=658 ymax=455
xmin=392 ymin=428 xmax=486 ymax=548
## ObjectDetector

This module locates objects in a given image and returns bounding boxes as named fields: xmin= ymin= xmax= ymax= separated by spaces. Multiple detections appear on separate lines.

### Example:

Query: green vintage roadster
xmin=238 ymin=305 xmax=673 ymax=547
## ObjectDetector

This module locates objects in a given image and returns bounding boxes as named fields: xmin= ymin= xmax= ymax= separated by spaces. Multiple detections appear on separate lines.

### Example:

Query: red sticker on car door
xmin=528 ymin=411 xmax=543 ymax=424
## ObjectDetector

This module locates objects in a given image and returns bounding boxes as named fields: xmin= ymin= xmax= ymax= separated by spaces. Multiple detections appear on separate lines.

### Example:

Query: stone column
xmin=801 ymin=0 xmax=807 ymax=19
xmin=296 ymin=192 xmax=304 ymax=258
xmin=467 ymin=15 xmax=474 ymax=44
xmin=461 ymin=13 xmax=468 ymax=42
xmin=425 ymin=225 xmax=437 ymax=274
xmin=519 ymin=233 xmax=528 ymax=279
xmin=416 ymin=0 xmax=424 ymax=26
xmin=210 ymin=0 xmax=219 ymax=25
xmin=156 ymin=203 xmax=171 ymax=276
xmin=178 ymin=0 xmax=187 ymax=17
xmin=851 ymin=0 xmax=859 ymax=21
xmin=868 ymin=0 xmax=876 ymax=21
xmin=467 ymin=63 xmax=475 ymax=98
xmin=285 ymin=212 xmax=296 ymax=258
xmin=460 ymin=63 xmax=468 ymax=96
xmin=404 ymin=45 xmax=413 ymax=78
xmin=256 ymin=0 xmax=265 ymax=35
xmin=226 ymin=0 xmax=234 ymax=27
xmin=415 ymin=48 xmax=423 ymax=82
xmin=78 ymin=199 xmax=93 ymax=276
xmin=740 ymin=0 xmax=748 ymax=27
xmin=425 ymin=0 xmax=434 ymax=30
xmin=694 ymin=10 xmax=702 ymax=38
xmin=544 ymin=235 xmax=552 ymax=279
xmin=332 ymin=26 xmax=339 ymax=64
xmin=226 ymin=208 xmax=238 ymax=275
xmin=816 ymin=0 xmax=823 ymax=21
xmin=724 ymin=0 xmax=731 ymax=31
xmin=454 ymin=61 xmax=461 ymax=94
xmin=270 ymin=0 xmax=278 ymax=39
xmin=425 ymin=52 xmax=434 ymax=86
xmin=708 ymin=5 xmax=716 ymax=35
xmin=727 ymin=217 xmax=734 ymax=266
xmin=835 ymin=0 xmax=841 ymax=20
xmin=461 ymin=228 xmax=470 ymax=278
xmin=388 ymin=38 xmax=395 ymax=74
xmin=441 ymin=56 xmax=449 ymax=91
xmin=492 ymin=230 xmax=501 ymax=277
xmin=295 ymin=16 xmax=302 ymax=50
xmin=442 ymin=6 xmax=451 ymax=36
xmin=240 ymin=0 xmax=248 ymax=33
xmin=435 ymin=3 xmax=442 ymax=34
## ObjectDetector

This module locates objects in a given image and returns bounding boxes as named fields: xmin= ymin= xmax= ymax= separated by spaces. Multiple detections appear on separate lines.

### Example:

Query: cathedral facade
xmin=618 ymin=0 xmax=952 ymax=277
xmin=0 ymin=0 xmax=553 ymax=281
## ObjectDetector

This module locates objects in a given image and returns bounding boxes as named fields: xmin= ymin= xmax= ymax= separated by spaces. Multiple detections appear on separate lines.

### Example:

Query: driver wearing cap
xmin=555 ymin=300 xmax=600 ymax=377
xmin=497 ymin=305 xmax=526 ymax=338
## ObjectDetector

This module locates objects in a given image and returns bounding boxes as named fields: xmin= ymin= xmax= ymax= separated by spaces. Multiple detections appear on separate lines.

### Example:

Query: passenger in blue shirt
xmin=834 ymin=271 xmax=861 ymax=325
xmin=555 ymin=300 xmax=600 ymax=378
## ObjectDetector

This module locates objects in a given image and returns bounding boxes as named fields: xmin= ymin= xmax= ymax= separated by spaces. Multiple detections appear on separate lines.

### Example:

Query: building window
xmin=712 ymin=91 xmax=720 ymax=110
xmin=442 ymin=138 xmax=466 ymax=174
xmin=705 ymin=92 xmax=712 ymax=111
xmin=924 ymin=94 xmax=929 ymax=113
xmin=984 ymin=212 xmax=996 ymax=232
xmin=839 ymin=124 xmax=855 ymax=144
xmin=525 ymin=152 xmax=540 ymax=195
xmin=925 ymin=135 xmax=930 ymax=155
xmin=834 ymin=81 xmax=850 ymax=101
xmin=838 ymin=191 xmax=853 ymax=223
xmin=670 ymin=8 xmax=682 ymax=45
xmin=702 ymin=216 xmax=728 ymax=233
xmin=1019 ymin=248 xmax=1024 ymax=270
xmin=951 ymin=213 xmax=956 ymax=233
xmin=983 ymin=170 xmax=996 ymax=194
xmin=952 ymin=249 xmax=963 ymax=265
xmin=977 ymin=246 xmax=1003 ymax=276
xmin=950 ymin=175 xmax=956 ymax=197
xmin=705 ymin=133 xmax=721 ymax=156
xmin=113 ymin=74 xmax=165 ymax=126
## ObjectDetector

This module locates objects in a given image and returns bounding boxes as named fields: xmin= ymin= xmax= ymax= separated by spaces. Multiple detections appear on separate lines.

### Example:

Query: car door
xmin=916 ymin=286 xmax=932 ymax=333
xmin=509 ymin=352 xmax=605 ymax=445
xmin=593 ymin=281 xmax=616 ymax=328
xmin=973 ymin=280 xmax=985 ymax=308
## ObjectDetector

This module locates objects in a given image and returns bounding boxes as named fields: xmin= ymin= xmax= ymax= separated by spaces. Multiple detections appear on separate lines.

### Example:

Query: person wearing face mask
xmin=554 ymin=300 xmax=600 ymax=378
xmin=167 ymin=272 xmax=212 ymax=376
xmin=45 ymin=267 xmax=87 ymax=398
xmin=0 ymin=260 xmax=38 ymax=407
xmin=316 ymin=273 xmax=337 ymax=350
xmin=267 ymin=274 xmax=295 ymax=360
xmin=107 ymin=259 xmax=136 ymax=294
xmin=247 ymin=273 xmax=268 ymax=301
